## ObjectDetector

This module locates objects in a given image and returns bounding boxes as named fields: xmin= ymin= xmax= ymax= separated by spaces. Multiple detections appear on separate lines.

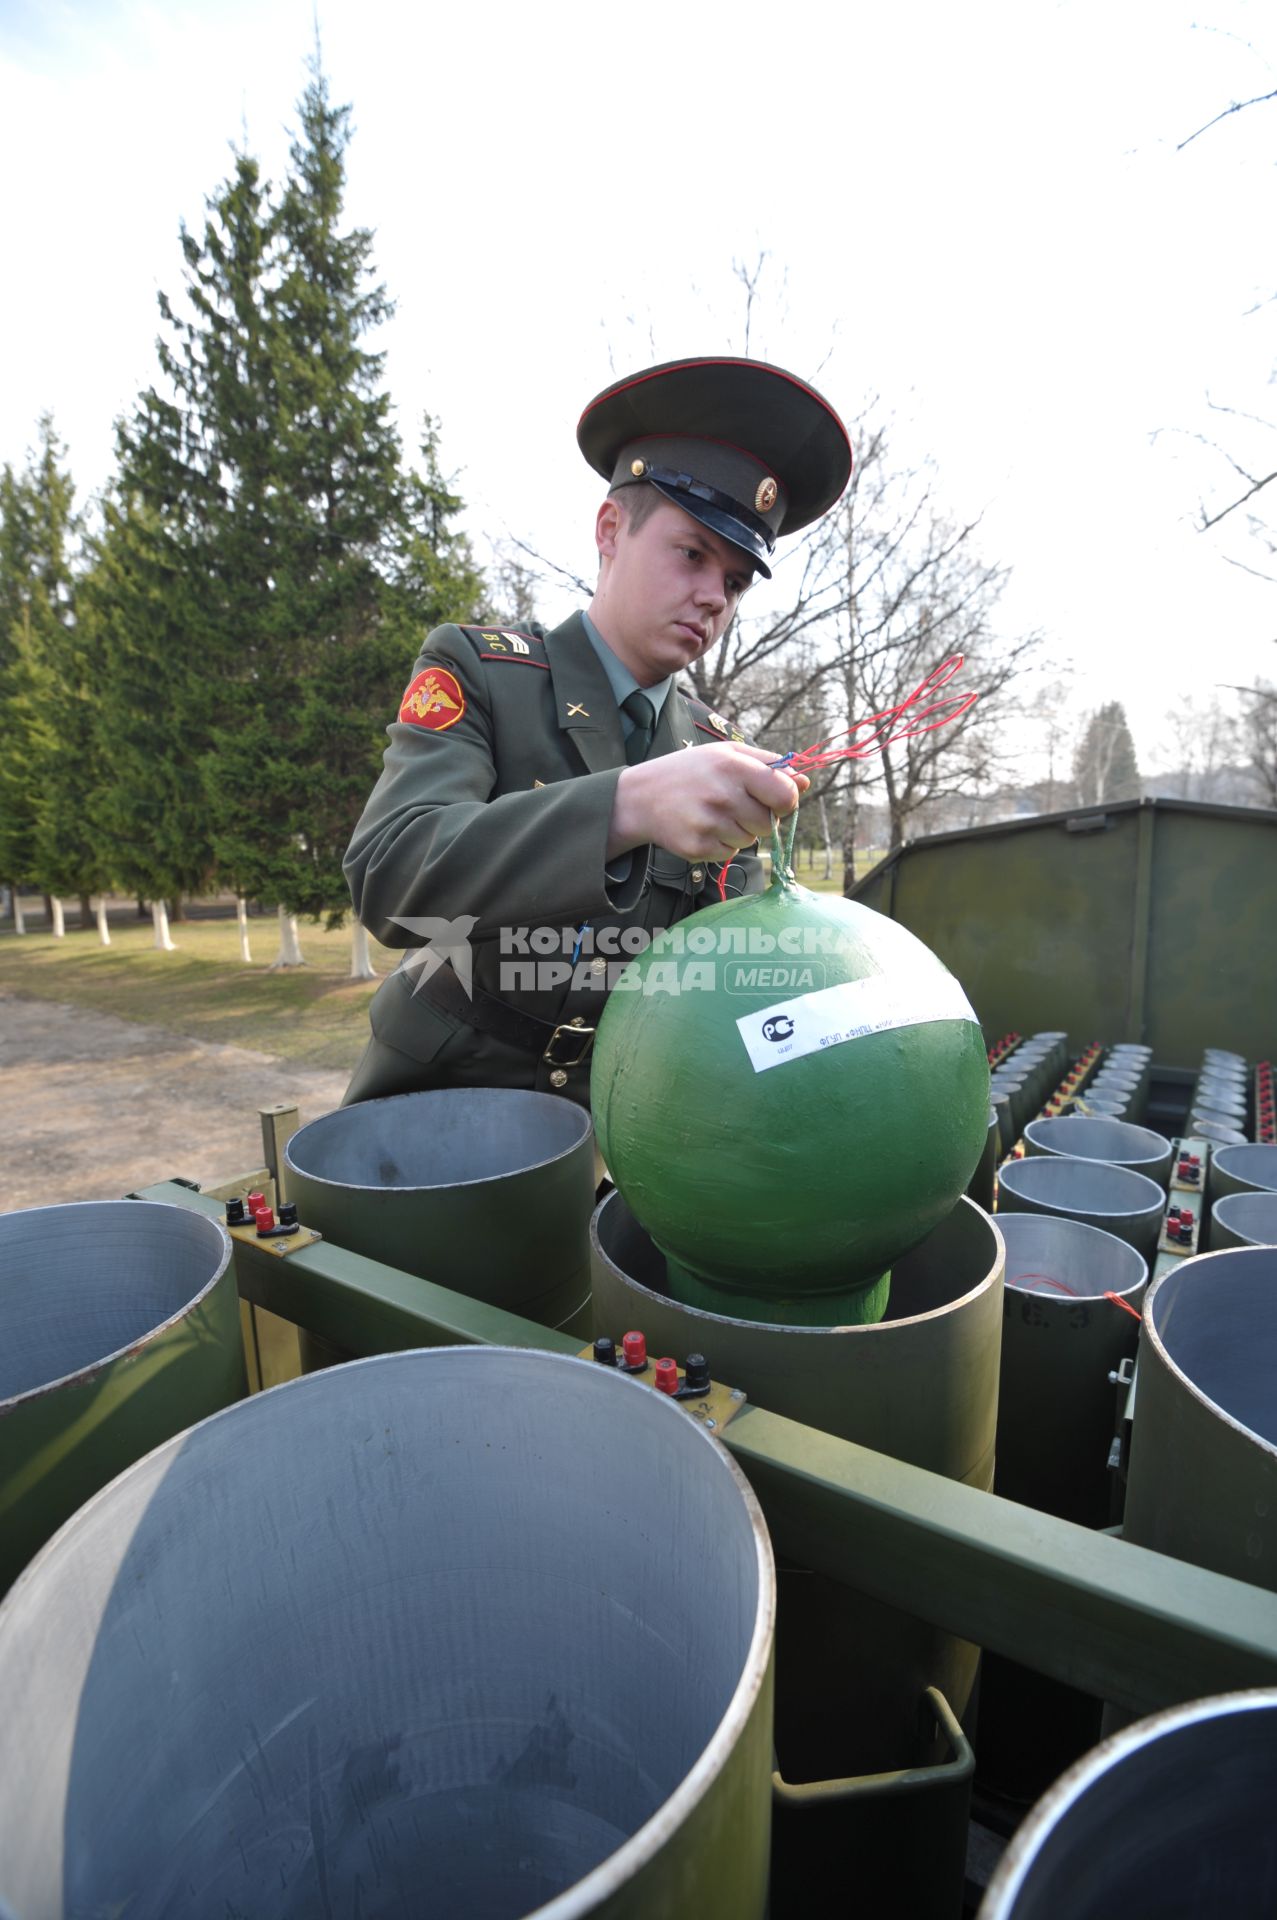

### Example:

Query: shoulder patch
xmin=461 ymin=625 xmax=550 ymax=668
xmin=399 ymin=666 xmax=466 ymax=731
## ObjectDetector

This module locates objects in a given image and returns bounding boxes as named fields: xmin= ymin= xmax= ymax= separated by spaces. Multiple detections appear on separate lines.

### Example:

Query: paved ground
xmin=0 ymin=989 xmax=350 ymax=1210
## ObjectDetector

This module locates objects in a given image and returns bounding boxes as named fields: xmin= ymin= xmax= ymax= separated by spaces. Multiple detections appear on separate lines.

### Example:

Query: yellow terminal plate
xmin=1157 ymin=1214 xmax=1201 ymax=1258
xmin=575 ymin=1349 xmax=747 ymax=1433
xmin=228 ymin=1221 xmax=324 ymax=1259
xmin=1170 ymin=1136 xmax=1209 ymax=1198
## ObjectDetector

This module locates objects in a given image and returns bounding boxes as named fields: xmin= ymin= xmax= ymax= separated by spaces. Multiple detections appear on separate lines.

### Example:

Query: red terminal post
xmin=246 ymin=1190 xmax=266 ymax=1216
xmin=254 ymin=1206 xmax=276 ymax=1235
xmin=653 ymin=1357 xmax=680 ymax=1395
xmin=622 ymin=1331 xmax=648 ymax=1370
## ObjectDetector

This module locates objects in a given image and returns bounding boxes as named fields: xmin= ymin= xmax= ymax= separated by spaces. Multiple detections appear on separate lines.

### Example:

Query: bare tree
xmin=1237 ymin=679 xmax=1277 ymax=806
xmin=497 ymin=256 xmax=1042 ymax=877
xmin=1145 ymin=694 xmax=1246 ymax=803
xmin=483 ymin=543 xmax=542 ymax=629
xmin=778 ymin=422 xmax=1042 ymax=883
xmin=1173 ymin=79 xmax=1277 ymax=581
xmin=1185 ymin=401 xmax=1277 ymax=586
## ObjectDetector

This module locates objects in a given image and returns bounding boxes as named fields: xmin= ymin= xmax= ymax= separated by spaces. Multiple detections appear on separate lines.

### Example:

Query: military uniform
xmin=343 ymin=354 xmax=852 ymax=1109
xmin=343 ymin=611 xmax=761 ymax=1108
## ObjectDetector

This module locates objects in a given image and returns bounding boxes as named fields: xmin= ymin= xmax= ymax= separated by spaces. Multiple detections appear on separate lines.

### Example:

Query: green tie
xmin=622 ymin=690 xmax=656 ymax=765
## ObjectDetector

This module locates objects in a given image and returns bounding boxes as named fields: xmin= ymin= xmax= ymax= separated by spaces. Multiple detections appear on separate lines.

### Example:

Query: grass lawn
xmin=770 ymin=851 xmax=884 ymax=893
xmin=0 ymin=913 xmax=395 ymax=1072
xmin=0 ymin=852 xmax=882 ymax=1068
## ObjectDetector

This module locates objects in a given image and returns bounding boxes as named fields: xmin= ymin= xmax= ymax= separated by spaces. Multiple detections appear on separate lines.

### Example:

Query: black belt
xmin=413 ymin=962 xmax=595 ymax=1069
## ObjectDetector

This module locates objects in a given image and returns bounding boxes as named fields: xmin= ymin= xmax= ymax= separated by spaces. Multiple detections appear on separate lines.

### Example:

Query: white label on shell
xmin=736 ymin=970 xmax=978 ymax=1073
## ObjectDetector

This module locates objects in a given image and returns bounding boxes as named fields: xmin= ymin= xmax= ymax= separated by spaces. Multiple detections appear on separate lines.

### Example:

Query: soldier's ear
xmin=595 ymin=497 xmax=623 ymax=563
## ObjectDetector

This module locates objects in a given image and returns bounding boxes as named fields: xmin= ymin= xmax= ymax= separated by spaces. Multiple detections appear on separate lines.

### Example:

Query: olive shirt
xmin=342 ymin=611 xmax=763 ymax=1109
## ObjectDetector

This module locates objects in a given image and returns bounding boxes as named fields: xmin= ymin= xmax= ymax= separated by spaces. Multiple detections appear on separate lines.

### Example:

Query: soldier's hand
xmin=608 ymin=743 xmax=809 ymax=863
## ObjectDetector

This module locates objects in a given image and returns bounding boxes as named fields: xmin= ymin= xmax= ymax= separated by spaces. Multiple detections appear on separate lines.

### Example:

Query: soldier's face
xmin=591 ymin=497 xmax=755 ymax=685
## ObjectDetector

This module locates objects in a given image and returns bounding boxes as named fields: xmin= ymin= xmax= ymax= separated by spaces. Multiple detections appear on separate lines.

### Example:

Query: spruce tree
xmin=0 ymin=461 xmax=40 ymax=909
xmin=88 ymin=150 xmax=279 ymax=938
xmin=1073 ymin=702 xmax=1142 ymax=806
xmin=84 ymin=470 xmax=217 ymax=920
xmin=24 ymin=419 xmax=110 ymax=921
xmin=201 ymin=67 xmax=484 ymax=935
xmin=0 ymin=421 xmax=98 ymax=925
xmin=85 ymin=66 xmax=484 ymax=961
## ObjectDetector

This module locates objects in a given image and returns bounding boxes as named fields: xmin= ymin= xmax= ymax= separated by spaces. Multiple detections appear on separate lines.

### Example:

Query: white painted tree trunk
xmin=150 ymin=900 xmax=177 ymax=951
xmin=50 ymin=897 xmax=66 ymax=937
xmin=236 ymin=896 xmax=252 ymax=964
xmin=349 ymin=919 xmax=377 ymax=981
xmin=95 ymin=897 xmax=111 ymax=947
xmin=12 ymin=890 xmax=26 ymax=935
xmin=270 ymin=905 xmax=305 ymax=968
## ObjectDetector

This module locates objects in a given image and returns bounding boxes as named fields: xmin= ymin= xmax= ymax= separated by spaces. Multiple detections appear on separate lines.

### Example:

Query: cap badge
xmin=755 ymin=476 xmax=778 ymax=513
xmin=630 ymin=458 xmax=647 ymax=478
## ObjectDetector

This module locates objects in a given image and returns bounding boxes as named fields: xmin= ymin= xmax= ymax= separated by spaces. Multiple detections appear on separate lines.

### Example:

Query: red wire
xmin=786 ymin=655 xmax=978 ymax=772
xmin=716 ymin=655 xmax=979 ymax=900
xmin=1009 ymin=1272 xmax=1143 ymax=1320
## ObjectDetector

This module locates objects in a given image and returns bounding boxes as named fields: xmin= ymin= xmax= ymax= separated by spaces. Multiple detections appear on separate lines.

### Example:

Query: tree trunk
xmin=270 ymin=905 xmax=305 ymax=968
xmin=43 ymin=892 xmax=54 ymax=927
xmin=11 ymin=888 xmax=25 ymax=935
xmin=50 ymin=897 xmax=66 ymax=938
xmin=840 ymin=770 xmax=859 ymax=899
xmin=95 ymin=897 xmax=112 ymax=947
xmin=881 ymin=751 xmax=906 ymax=853
xmin=151 ymin=900 xmax=177 ymax=951
xmin=236 ymin=896 xmax=253 ymax=965
xmin=137 ymin=896 xmax=148 ymax=920
xmin=79 ymin=892 xmax=93 ymax=928
xmin=817 ymin=792 xmax=835 ymax=883
xmin=349 ymin=919 xmax=377 ymax=981
xmin=168 ymin=897 xmax=185 ymax=924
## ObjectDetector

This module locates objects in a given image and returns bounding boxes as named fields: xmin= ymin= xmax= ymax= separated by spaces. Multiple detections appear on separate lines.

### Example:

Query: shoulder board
xmin=682 ymin=691 xmax=748 ymax=745
xmin=460 ymin=624 xmax=549 ymax=668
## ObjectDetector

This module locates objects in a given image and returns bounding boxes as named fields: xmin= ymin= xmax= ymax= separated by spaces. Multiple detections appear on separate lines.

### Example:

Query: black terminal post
xmin=593 ymin=1335 xmax=618 ymax=1367
xmin=225 ymin=1197 xmax=248 ymax=1228
xmin=670 ymin=1353 xmax=712 ymax=1400
xmin=682 ymin=1353 xmax=711 ymax=1395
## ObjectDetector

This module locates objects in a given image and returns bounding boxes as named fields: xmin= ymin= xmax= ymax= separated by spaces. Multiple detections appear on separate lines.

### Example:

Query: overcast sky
xmin=3 ymin=0 xmax=1274 ymax=776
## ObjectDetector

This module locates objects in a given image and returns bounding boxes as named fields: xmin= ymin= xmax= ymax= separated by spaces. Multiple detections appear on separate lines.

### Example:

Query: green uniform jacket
xmin=343 ymin=612 xmax=764 ymax=1106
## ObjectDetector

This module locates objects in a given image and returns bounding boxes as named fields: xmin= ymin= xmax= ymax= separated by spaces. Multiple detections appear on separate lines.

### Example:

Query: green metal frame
xmin=134 ymin=1179 xmax=1277 ymax=1720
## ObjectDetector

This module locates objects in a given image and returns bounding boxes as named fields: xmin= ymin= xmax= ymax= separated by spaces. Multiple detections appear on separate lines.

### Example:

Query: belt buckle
xmin=543 ymin=1021 xmax=595 ymax=1068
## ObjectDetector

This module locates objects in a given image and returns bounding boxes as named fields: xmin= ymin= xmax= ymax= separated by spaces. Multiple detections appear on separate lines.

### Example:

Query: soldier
xmin=342 ymin=356 xmax=852 ymax=1109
